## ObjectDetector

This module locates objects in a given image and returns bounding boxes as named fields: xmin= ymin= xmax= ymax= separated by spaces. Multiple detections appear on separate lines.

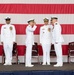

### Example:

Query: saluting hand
xmin=34 ymin=22 xmax=36 ymax=25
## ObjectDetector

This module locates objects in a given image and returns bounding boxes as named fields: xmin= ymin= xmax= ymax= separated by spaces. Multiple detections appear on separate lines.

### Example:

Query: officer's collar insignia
xmin=55 ymin=23 xmax=57 ymax=25
xmin=10 ymin=26 xmax=13 ymax=30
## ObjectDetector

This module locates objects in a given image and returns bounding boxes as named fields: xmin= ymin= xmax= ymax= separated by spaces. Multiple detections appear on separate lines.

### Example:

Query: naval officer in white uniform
xmin=25 ymin=19 xmax=37 ymax=67
xmin=51 ymin=17 xmax=64 ymax=67
xmin=40 ymin=18 xmax=53 ymax=65
xmin=1 ymin=17 xmax=16 ymax=65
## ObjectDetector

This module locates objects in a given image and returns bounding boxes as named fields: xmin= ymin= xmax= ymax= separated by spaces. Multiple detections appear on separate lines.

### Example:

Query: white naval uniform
xmin=52 ymin=22 xmax=64 ymax=66
xmin=1 ymin=24 xmax=16 ymax=64
xmin=25 ymin=25 xmax=37 ymax=66
xmin=40 ymin=25 xmax=53 ymax=64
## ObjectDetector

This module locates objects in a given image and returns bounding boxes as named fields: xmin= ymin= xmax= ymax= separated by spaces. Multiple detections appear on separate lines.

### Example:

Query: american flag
xmin=0 ymin=0 xmax=74 ymax=62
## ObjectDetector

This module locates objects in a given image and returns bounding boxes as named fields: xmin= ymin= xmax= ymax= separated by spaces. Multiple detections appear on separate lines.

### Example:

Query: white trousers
xmin=25 ymin=44 xmax=32 ymax=65
xmin=54 ymin=43 xmax=63 ymax=65
xmin=3 ymin=42 xmax=13 ymax=64
xmin=42 ymin=44 xmax=51 ymax=64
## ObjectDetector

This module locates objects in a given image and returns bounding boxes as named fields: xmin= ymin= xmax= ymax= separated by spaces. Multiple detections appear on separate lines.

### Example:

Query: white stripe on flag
xmin=0 ymin=0 xmax=74 ymax=4
xmin=0 ymin=35 xmax=74 ymax=45
xmin=0 ymin=14 xmax=74 ymax=24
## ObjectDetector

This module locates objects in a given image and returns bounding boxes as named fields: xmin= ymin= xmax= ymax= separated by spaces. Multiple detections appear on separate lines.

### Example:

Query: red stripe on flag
xmin=0 ymin=4 xmax=74 ymax=14
xmin=0 ymin=24 xmax=74 ymax=34
xmin=39 ymin=45 xmax=68 ymax=55
xmin=0 ymin=45 xmax=68 ymax=56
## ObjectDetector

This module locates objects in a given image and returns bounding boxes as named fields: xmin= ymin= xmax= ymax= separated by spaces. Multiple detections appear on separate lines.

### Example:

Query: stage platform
xmin=0 ymin=63 xmax=74 ymax=75
xmin=0 ymin=63 xmax=74 ymax=71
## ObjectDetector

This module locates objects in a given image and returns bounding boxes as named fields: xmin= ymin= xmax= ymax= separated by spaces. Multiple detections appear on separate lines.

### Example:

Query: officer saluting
xmin=25 ymin=19 xmax=37 ymax=67
xmin=40 ymin=18 xmax=53 ymax=65
xmin=51 ymin=17 xmax=64 ymax=67
xmin=1 ymin=17 xmax=16 ymax=65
